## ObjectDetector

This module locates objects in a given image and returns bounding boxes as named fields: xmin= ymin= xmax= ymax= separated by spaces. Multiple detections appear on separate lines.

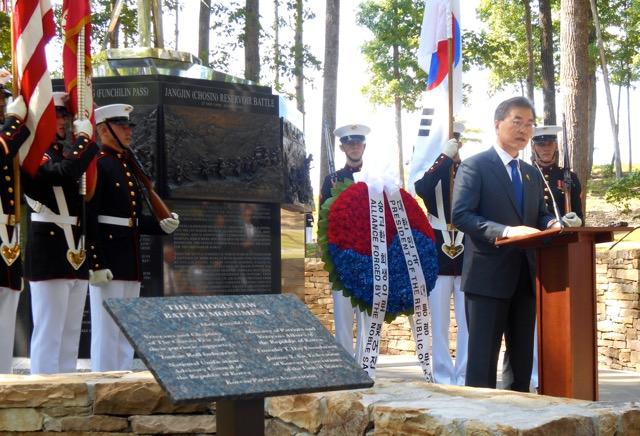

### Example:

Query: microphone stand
xmin=534 ymin=161 xmax=564 ymax=229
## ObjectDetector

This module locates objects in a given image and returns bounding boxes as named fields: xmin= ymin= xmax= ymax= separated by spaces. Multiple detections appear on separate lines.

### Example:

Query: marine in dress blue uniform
xmin=23 ymin=92 xmax=99 ymax=374
xmin=531 ymin=125 xmax=583 ymax=221
xmin=414 ymin=122 xmax=468 ymax=385
xmin=88 ymin=104 xmax=179 ymax=371
xmin=0 ymin=88 xmax=29 ymax=374
xmin=319 ymin=124 xmax=370 ymax=360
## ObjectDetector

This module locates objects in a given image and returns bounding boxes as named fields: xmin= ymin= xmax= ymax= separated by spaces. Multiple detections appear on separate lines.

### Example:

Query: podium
xmin=497 ymin=227 xmax=627 ymax=400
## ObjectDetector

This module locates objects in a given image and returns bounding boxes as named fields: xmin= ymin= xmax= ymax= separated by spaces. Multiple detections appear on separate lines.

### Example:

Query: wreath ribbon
xmin=359 ymin=184 xmax=389 ymax=378
xmin=387 ymin=189 xmax=434 ymax=382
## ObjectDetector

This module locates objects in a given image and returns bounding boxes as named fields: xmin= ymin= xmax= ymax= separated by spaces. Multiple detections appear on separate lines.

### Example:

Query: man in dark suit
xmin=451 ymin=96 xmax=580 ymax=391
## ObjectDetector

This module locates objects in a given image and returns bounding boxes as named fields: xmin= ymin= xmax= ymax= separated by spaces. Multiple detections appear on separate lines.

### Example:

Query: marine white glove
xmin=6 ymin=95 xmax=27 ymax=120
xmin=442 ymin=138 xmax=460 ymax=158
xmin=561 ymin=212 xmax=582 ymax=227
xmin=73 ymin=118 xmax=93 ymax=138
xmin=0 ymin=70 xmax=10 ymax=85
xmin=89 ymin=268 xmax=113 ymax=286
xmin=160 ymin=212 xmax=180 ymax=234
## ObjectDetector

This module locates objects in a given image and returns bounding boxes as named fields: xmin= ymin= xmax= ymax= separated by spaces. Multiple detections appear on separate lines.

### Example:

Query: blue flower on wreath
xmin=328 ymin=230 xmax=438 ymax=320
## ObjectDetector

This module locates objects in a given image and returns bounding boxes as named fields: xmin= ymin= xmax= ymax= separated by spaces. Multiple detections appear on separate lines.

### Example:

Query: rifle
xmin=323 ymin=121 xmax=336 ymax=183
xmin=125 ymin=148 xmax=172 ymax=221
xmin=0 ymin=86 xmax=6 ymax=125
xmin=561 ymin=114 xmax=572 ymax=214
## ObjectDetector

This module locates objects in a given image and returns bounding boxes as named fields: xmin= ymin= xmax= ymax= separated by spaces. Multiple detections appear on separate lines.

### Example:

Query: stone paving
xmin=12 ymin=354 xmax=640 ymax=403
xmin=376 ymin=354 xmax=640 ymax=403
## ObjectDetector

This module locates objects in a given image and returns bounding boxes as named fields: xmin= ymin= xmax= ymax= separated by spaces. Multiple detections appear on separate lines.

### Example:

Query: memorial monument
xmin=15 ymin=39 xmax=313 ymax=357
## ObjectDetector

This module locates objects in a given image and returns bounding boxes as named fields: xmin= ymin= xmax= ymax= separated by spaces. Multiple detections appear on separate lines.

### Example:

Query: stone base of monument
xmin=1 ymin=372 xmax=639 ymax=434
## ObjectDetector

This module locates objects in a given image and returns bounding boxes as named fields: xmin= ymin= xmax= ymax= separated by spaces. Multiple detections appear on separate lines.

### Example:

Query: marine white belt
xmin=427 ymin=214 xmax=449 ymax=231
xmin=31 ymin=213 xmax=79 ymax=226
xmin=98 ymin=215 xmax=136 ymax=227
xmin=0 ymin=214 xmax=16 ymax=225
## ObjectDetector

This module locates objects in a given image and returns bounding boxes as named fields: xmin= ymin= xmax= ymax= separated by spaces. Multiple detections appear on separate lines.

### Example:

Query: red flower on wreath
xmin=327 ymin=182 xmax=435 ymax=255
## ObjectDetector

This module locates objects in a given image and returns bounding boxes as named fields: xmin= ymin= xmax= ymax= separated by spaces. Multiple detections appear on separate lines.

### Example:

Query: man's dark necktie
xmin=509 ymin=159 xmax=523 ymax=215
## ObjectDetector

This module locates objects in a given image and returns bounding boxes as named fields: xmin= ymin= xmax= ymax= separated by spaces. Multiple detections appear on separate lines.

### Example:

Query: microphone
xmin=534 ymin=162 xmax=564 ymax=228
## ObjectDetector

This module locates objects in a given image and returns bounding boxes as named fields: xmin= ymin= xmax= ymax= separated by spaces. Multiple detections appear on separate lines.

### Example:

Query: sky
xmin=44 ymin=0 xmax=637 ymax=192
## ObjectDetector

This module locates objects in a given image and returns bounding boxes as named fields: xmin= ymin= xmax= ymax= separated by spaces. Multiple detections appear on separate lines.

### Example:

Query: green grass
xmin=588 ymin=165 xmax=616 ymax=197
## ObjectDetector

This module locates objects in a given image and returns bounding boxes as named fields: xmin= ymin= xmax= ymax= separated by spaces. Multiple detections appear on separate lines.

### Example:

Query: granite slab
xmin=104 ymin=294 xmax=373 ymax=403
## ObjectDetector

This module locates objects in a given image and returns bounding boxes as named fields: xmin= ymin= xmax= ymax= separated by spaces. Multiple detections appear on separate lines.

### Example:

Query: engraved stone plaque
xmin=104 ymin=294 xmax=373 ymax=403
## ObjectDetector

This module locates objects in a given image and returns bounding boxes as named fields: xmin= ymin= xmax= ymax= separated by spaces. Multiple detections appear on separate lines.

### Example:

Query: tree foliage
xmin=262 ymin=0 xmax=320 ymax=100
xmin=0 ymin=12 xmax=10 ymax=71
xmin=597 ymin=0 xmax=640 ymax=87
xmin=463 ymin=0 xmax=556 ymax=95
xmin=356 ymin=0 xmax=426 ymax=112
xmin=91 ymin=0 xmax=138 ymax=50
xmin=605 ymin=170 xmax=640 ymax=217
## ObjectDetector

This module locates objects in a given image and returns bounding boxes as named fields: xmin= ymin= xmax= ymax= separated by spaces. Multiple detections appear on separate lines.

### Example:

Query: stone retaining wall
xmin=596 ymin=247 xmax=640 ymax=372
xmin=305 ymin=259 xmax=418 ymax=355
xmin=305 ymin=246 xmax=640 ymax=370
xmin=1 ymin=372 xmax=638 ymax=434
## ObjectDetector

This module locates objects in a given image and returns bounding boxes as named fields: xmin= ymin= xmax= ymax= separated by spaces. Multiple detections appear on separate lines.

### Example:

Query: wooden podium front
xmin=497 ymin=227 xmax=626 ymax=400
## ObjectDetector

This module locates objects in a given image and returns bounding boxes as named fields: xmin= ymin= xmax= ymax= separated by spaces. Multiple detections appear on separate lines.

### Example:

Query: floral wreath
xmin=318 ymin=179 xmax=439 ymax=322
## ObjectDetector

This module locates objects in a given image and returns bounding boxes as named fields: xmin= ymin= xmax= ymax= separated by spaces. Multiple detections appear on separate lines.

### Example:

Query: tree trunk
xmin=561 ymin=0 xmax=591 ymax=217
xmin=587 ymin=71 xmax=596 ymax=177
xmin=589 ymin=0 xmax=622 ymax=178
xmin=627 ymin=84 xmax=632 ymax=171
xmin=198 ymin=0 xmax=211 ymax=65
xmin=523 ymin=0 xmax=535 ymax=104
xmin=294 ymin=0 xmax=305 ymax=115
xmin=392 ymin=43 xmax=404 ymax=187
xmin=539 ymin=0 xmax=556 ymax=124
xmin=616 ymin=82 xmax=622 ymax=134
xmin=108 ymin=0 xmax=120 ymax=48
xmin=151 ymin=0 xmax=164 ymax=48
xmin=394 ymin=95 xmax=404 ymax=187
xmin=137 ymin=0 xmax=151 ymax=47
xmin=273 ymin=0 xmax=281 ymax=92
xmin=174 ymin=0 xmax=179 ymax=50
xmin=587 ymin=20 xmax=597 ymax=198
xmin=319 ymin=0 xmax=340 ymax=188
xmin=245 ymin=0 xmax=261 ymax=82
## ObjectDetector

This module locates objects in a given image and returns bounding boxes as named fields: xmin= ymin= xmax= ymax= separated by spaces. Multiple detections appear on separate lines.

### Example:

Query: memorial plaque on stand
xmin=104 ymin=294 xmax=372 ymax=402
xmin=105 ymin=294 xmax=373 ymax=435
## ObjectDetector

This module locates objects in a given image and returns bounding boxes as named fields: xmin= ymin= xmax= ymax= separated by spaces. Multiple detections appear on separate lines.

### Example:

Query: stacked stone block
xmin=306 ymin=247 xmax=640 ymax=370
xmin=596 ymin=248 xmax=640 ymax=371
xmin=1 ymin=373 xmax=639 ymax=434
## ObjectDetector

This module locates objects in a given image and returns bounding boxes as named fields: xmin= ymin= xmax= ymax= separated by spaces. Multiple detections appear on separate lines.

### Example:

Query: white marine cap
xmin=334 ymin=124 xmax=371 ymax=143
xmin=95 ymin=103 xmax=135 ymax=126
xmin=532 ymin=125 xmax=562 ymax=143
xmin=52 ymin=92 xmax=71 ymax=115
xmin=454 ymin=121 xmax=465 ymax=134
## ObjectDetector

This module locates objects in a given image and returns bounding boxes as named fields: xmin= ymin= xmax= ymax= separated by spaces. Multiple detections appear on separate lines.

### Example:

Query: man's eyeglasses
xmin=509 ymin=119 xmax=535 ymax=130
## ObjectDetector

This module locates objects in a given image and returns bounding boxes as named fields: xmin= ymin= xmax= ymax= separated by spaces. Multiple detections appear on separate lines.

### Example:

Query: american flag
xmin=12 ymin=0 xmax=57 ymax=176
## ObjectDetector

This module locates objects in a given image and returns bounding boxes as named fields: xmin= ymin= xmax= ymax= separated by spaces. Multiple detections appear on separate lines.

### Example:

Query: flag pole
xmin=10 ymin=0 xmax=22 ymax=228
xmin=447 ymin=1 xmax=456 ymax=231
xmin=77 ymin=23 xmax=88 ymax=255
xmin=447 ymin=4 xmax=454 ymax=140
